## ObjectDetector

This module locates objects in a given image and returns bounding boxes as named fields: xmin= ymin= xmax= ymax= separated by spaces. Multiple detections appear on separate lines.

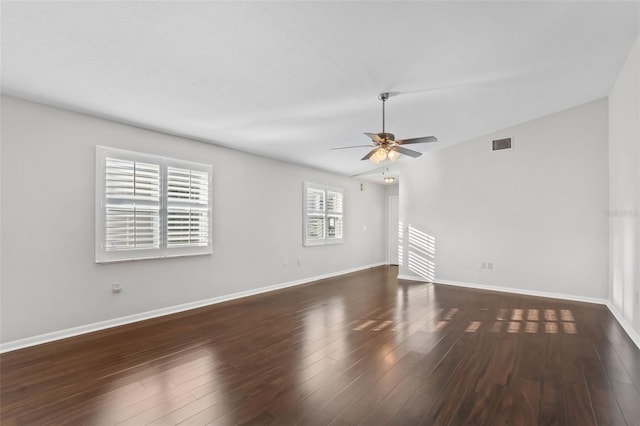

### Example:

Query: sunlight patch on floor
xmin=352 ymin=307 xmax=578 ymax=335
xmin=465 ymin=321 xmax=481 ymax=333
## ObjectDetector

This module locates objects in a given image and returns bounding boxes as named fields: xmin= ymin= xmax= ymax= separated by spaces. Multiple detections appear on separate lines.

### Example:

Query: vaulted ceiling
xmin=2 ymin=1 xmax=639 ymax=180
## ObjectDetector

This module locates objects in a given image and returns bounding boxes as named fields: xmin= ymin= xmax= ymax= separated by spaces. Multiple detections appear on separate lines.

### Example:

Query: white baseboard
xmin=606 ymin=302 xmax=640 ymax=350
xmin=0 ymin=262 xmax=386 ymax=353
xmin=397 ymin=274 xmax=431 ymax=283
xmin=433 ymin=278 xmax=608 ymax=305
xmin=398 ymin=274 xmax=639 ymax=350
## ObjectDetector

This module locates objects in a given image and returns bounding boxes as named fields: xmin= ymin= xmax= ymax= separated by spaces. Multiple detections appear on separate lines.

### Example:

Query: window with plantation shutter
xmin=303 ymin=182 xmax=344 ymax=246
xmin=96 ymin=146 xmax=212 ymax=263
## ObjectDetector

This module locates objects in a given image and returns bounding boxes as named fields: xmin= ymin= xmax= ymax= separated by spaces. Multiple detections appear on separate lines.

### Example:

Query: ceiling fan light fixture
xmin=370 ymin=147 xmax=387 ymax=164
xmin=387 ymin=149 xmax=399 ymax=162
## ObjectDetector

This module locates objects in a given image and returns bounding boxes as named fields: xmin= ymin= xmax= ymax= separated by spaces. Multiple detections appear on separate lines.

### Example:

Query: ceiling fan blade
xmin=394 ymin=146 xmax=423 ymax=158
xmin=361 ymin=148 xmax=378 ymax=161
xmin=397 ymin=136 xmax=438 ymax=145
xmin=331 ymin=145 xmax=374 ymax=150
xmin=364 ymin=132 xmax=383 ymax=143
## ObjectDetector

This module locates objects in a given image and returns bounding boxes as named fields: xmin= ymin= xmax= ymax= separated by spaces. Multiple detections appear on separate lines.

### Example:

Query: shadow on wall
xmin=407 ymin=224 xmax=436 ymax=281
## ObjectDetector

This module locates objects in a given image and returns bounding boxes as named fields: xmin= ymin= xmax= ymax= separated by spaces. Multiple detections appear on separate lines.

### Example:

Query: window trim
xmin=303 ymin=182 xmax=344 ymax=247
xmin=95 ymin=146 xmax=213 ymax=263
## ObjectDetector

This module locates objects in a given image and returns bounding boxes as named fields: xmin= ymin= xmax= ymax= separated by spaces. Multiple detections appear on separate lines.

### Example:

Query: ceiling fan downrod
xmin=378 ymin=92 xmax=389 ymax=134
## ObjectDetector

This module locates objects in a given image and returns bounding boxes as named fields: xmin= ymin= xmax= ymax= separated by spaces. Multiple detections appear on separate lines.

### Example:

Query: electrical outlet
xmin=283 ymin=259 xmax=288 ymax=269
xmin=488 ymin=262 xmax=494 ymax=270
xmin=112 ymin=283 xmax=122 ymax=294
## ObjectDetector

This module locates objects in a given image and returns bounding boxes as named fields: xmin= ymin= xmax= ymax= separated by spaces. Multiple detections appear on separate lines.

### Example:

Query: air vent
xmin=492 ymin=137 xmax=512 ymax=151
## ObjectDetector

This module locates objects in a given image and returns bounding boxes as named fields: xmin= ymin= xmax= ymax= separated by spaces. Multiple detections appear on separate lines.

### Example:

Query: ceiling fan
xmin=332 ymin=92 xmax=438 ymax=164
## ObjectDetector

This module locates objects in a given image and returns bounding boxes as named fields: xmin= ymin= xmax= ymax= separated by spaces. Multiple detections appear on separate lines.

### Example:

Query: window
xmin=303 ymin=182 xmax=343 ymax=246
xmin=96 ymin=146 xmax=212 ymax=263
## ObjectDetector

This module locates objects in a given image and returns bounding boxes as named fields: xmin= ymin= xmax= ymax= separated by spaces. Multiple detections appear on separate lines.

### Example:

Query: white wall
xmin=609 ymin=34 xmax=640 ymax=336
xmin=0 ymin=96 xmax=386 ymax=345
xmin=383 ymin=184 xmax=399 ymax=264
xmin=399 ymin=99 xmax=609 ymax=301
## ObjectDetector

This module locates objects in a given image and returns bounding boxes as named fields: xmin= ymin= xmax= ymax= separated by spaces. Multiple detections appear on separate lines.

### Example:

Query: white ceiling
xmin=2 ymin=1 xmax=639 ymax=182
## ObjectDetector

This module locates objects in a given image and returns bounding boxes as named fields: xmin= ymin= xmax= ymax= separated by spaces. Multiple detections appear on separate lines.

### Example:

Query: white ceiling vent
xmin=492 ymin=137 xmax=512 ymax=151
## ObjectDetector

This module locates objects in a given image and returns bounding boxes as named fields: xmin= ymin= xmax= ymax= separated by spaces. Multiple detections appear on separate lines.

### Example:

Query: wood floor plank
xmin=594 ymin=339 xmax=635 ymax=385
xmin=508 ymin=377 xmax=540 ymax=426
xmin=423 ymin=348 xmax=485 ymax=425
xmin=563 ymin=382 xmax=597 ymax=426
xmin=538 ymin=364 xmax=566 ymax=426
xmin=580 ymin=357 xmax=627 ymax=425
xmin=389 ymin=390 xmax=434 ymax=425
xmin=609 ymin=379 xmax=640 ymax=425
xmin=358 ymin=372 xmax=424 ymax=425
xmin=1 ymin=266 xmax=638 ymax=425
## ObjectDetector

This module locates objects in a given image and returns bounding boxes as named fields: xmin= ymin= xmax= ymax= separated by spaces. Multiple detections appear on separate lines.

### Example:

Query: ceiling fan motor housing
xmin=377 ymin=132 xmax=395 ymax=142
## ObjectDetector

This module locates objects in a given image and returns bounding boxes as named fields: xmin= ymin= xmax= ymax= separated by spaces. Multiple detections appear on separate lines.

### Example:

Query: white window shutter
xmin=167 ymin=167 xmax=211 ymax=248
xmin=326 ymin=191 xmax=343 ymax=213
xmin=167 ymin=207 xmax=209 ymax=247
xmin=189 ymin=171 xmax=210 ymax=204
xmin=104 ymin=158 xmax=160 ymax=251
xmin=306 ymin=188 xmax=325 ymax=212
xmin=326 ymin=190 xmax=343 ymax=240
xmin=306 ymin=215 xmax=326 ymax=241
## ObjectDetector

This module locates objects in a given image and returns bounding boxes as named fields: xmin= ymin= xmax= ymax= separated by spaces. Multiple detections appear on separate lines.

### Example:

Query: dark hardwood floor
xmin=1 ymin=266 xmax=639 ymax=425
